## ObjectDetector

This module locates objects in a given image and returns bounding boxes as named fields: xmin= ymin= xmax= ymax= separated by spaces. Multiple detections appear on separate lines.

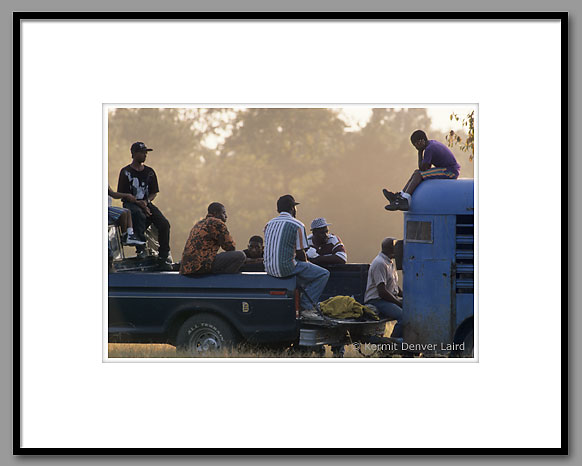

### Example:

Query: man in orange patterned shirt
xmin=179 ymin=202 xmax=246 ymax=275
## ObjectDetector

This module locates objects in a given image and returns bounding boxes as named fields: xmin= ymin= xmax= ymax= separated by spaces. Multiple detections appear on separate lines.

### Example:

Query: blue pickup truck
xmin=108 ymin=178 xmax=474 ymax=357
xmin=108 ymin=263 xmax=387 ymax=354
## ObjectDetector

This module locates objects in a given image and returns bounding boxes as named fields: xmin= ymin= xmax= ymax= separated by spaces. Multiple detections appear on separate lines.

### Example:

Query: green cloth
xmin=319 ymin=295 xmax=380 ymax=321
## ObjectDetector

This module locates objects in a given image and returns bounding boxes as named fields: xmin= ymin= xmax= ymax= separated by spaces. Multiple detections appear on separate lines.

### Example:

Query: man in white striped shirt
xmin=264 ymin=195 xmax=330 ymax=321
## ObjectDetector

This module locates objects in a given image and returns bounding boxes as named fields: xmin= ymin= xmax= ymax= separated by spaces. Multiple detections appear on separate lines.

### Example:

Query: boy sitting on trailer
xmin=383 ymin=130 xmax=461 ymax=211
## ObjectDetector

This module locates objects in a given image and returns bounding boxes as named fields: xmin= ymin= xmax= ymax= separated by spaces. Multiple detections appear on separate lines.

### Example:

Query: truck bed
xmin=108 ymin=264 xmax=373 ymax=349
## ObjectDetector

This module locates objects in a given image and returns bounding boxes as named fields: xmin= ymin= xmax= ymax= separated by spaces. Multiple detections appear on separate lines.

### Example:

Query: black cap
xmin=277 ymin=194 xmax=300 ymax=212
xmin=130 ymin=142 xmax=153 ymax=153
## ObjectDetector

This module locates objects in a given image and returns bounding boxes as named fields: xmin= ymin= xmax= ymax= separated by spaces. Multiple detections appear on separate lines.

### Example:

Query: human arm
xmin=108 ymin=186 xmax=136 ymax=203
xmin=217 ymin=222 xmax=236 ymax=252
xmin=308 ymin=235 xmax=347 ymax=266
xmin=419 ymin=147 xmax=432 ymax=171
xmin=245 ymin=256 xmax=264 ymax=264
xmin=295 ymin=225 xmax=309 ymax=262
xmin=377 ymin=282 xmax=403 ymax=307
xmin=310 ymin=254 xmax=346 ymax=266
xmin=147 ymin=170 xmax=160 ymax=204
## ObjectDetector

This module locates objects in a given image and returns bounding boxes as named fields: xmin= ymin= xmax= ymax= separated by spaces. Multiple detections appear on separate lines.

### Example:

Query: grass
xmin=107 ymin=343 xmax=392 ymax=358
xmin=106 ymin=322 xmax=432 ymax=359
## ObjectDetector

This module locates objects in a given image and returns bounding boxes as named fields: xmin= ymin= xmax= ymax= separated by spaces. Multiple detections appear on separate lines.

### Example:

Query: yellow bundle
xmin=319 ymin=295 xmax=379 ymax=321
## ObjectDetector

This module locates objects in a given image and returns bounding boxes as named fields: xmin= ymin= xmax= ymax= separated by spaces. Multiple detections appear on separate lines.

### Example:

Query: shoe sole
xmin=384 ymin=204 xmax=408 ymax=211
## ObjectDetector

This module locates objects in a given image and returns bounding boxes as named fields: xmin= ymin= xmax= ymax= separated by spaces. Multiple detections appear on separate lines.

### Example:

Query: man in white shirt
xmin=364 ymin=237 xmax=404 ymax=338
xmin=306 ymin=217 xmax=347 ymax=266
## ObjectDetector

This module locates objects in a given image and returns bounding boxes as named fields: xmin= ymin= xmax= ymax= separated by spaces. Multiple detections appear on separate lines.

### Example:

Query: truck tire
xmin=460 ymin=328 xmax=474 ymax=358
xmin=176 ymin=314 xmax=239 ymax=355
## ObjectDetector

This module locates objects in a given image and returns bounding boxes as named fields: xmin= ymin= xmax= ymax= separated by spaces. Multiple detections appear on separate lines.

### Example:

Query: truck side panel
xmin=108 ymin=272 xmax=298 ymax=344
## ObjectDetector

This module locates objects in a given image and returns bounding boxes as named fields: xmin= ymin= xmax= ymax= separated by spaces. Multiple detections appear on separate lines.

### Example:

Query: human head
xmin=276 ymin=194 xmax=300 ymax=217
xmin=208 ymin=202 xmax=227 ymax=222
xmin=410 ymin=130 xmax=428 ymax=151
xmin=247 ymin=235 xmax=264 ymax=258
xmin=310 ymin=217 xmax=332 ymax=245
xmin=130 ymin=141 xmax=153 ymax=163
xmin=381 ymin=237 xmax=396 ymax=258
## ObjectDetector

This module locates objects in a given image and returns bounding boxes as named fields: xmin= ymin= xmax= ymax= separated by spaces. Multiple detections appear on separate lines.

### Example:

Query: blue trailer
xmin=401 ymin=179 xmax=474 ymax=356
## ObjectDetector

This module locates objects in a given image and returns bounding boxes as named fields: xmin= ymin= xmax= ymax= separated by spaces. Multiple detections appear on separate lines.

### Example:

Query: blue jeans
xmin=290 ymin=261 xmax=330 ymax=310
xmin=365 ymin=299 xmax=404 ymax=338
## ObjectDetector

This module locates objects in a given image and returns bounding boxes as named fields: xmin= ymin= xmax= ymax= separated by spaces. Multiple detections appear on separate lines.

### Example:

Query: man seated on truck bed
xmin=243 ymin=235 xmax=264 ymax=264
xmin=108 ymin=186 xmax=145 ymax=247
xmin=117 ymin=141 xmax=172 ymax=268
xmin=383 ymin=130 xmax=461 ymax=211
xmin=264 ymin=195 xmax=330 ymax=322
xmin=180 ymin=202 xmax=246 ymax=275
xmin=306 ymin=217 xmax=347 ymax=266
xmin=364 ymin=237 xmax=404 ymax=338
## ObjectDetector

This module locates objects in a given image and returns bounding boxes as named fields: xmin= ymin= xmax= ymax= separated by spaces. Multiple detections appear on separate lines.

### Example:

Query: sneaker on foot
xmin=157 ymin=258 xmax=173 ymax=271
xmin=385 ymin=194 xmax=409 ymax=211
xmin=136 ymin=249 xmax=148 ymax=259
xmin=382 ymin=188 xmax=397 ymax=202
xmin=300 ymin=308 xmax=325 ymax=321
xmin=123 ymin=234 xmax=146 ymax=246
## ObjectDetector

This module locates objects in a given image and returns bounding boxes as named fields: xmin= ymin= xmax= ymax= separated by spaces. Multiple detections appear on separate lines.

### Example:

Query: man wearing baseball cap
xmin=117 ymin=141 xmax=172 ymax=269
xmin=263 ymin=195 xmax=329 ymax=321
xmin=306 ymin=217 xmax=347 ymax=267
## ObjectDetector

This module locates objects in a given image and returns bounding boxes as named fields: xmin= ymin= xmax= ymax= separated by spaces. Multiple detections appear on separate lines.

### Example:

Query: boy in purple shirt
xmin=383 ymin=130 xmax=461 ymax=211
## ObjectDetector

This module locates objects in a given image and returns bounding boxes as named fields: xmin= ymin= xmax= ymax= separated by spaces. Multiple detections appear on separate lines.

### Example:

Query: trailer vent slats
xmin=455 ymin=215 xmax=474 ymax=294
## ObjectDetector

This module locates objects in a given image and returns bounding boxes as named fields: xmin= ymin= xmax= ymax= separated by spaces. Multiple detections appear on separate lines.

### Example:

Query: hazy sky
xmin=340 ymin=106 xmax=475 ymax=133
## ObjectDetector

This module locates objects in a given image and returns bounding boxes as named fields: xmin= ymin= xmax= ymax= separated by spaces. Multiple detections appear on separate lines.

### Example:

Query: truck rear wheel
xmin=460 ymin=329 xmax=474 ymax=358
xmin=176 ymin=314 xmax=239 ymax=356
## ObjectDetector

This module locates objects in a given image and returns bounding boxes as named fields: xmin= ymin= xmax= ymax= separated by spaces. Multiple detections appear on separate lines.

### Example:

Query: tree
xmin=317 ymin=108 xmax=434 ymax=262
xmin=108 ymin=108 xmax=216 ymax=257
xmin=446 ymin=110 xmax=475 ymax=161
xmin=208 ymin=108 xmax=350 ymax=242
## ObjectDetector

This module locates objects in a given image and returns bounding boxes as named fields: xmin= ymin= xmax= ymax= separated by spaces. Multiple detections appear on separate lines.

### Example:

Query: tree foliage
xmin=108 ymin=107 xmax=474 ymax=263
xmin=446 ymin=110 xmax=475 ymax=161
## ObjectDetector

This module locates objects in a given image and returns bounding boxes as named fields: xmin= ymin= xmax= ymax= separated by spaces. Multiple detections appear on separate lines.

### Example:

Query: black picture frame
xmin=13 ymin=11 xmax=568 ymax=455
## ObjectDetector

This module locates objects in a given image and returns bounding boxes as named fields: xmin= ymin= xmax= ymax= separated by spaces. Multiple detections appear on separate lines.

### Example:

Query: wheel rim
xmin=462 ymin=331 xmax=474 ymax=357
xmin=189 ymin=328 xmax=222 ymax=352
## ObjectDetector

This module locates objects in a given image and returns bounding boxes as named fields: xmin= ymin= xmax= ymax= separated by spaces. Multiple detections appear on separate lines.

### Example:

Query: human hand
xmin=136 ymin=200 xmax=152 ymax=216
xmin=306 ymin=247 xmax=319 ymax=259
xmin=123 ymin=193 xmax=137 ymax=203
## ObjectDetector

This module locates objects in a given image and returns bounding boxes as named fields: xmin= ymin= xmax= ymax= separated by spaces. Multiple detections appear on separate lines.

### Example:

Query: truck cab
xmin=401 ymin=178 xmax=474 ymax=356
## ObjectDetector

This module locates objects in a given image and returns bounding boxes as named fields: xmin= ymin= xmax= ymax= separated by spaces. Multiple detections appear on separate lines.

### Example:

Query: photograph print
xmin=106 ymin=105 xmax=476 ymax=360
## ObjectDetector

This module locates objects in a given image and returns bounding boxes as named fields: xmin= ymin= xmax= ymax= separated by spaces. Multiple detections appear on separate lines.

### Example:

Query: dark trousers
xmin=123 ymin=202 xmax=171 ymax=259
xmin=211 ymin=251 xmax=246 ymax=274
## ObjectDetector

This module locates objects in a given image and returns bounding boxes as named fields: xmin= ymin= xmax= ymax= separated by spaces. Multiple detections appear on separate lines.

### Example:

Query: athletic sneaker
xmin=122 ymin=233 xmax=146 ymax=246
xmin=300 ymin=308 xmax=325 ymax=321
xmin=157 ymin=256 xmax=173 ymax=271
xmin=385 ymin=194 xmax=409 ymax=211
xmin=136 ymin=249 xmax=148 ymax=259
xmin=382 ymin=188 xmax=397 ymax=202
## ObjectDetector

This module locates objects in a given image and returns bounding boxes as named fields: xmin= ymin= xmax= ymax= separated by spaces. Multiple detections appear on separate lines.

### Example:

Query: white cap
xmin=310 ymin=217 xmax=332 ymax=230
